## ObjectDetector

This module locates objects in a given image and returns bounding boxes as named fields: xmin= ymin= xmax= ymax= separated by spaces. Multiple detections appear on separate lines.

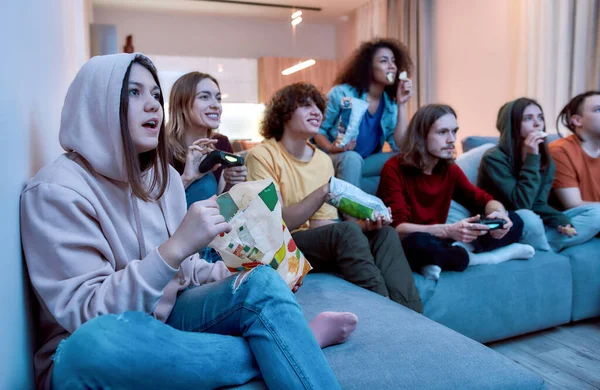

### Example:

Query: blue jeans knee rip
xmin=232 ymin=266 xmax=263 ymax=292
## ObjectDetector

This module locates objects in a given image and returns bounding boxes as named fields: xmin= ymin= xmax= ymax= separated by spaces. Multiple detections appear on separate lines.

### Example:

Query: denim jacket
xmin=318 ymin=84 xmax=399 ymax=152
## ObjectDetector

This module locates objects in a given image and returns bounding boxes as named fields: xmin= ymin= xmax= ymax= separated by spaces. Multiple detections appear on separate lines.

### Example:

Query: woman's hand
xmin=396 ymin=78 xmax=413 ymax=105
xmin=558 ymin=224 xmax=578 ymax=237
xmin=523 ymin=131 xmax=546 ymax=155
xmin=159 ymin=196 xmax=232 ymax=268
xmin=181 ymin=138 xmax=218 ymax=188
xmin=329 ymin=139 xmax=356 ymax=154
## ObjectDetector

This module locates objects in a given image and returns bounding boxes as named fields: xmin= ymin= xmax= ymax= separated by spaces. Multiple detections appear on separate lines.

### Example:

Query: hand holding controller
xmin=199 ymin=150 xmax=245 ymax=174
xmin=474 ymin=218 xmax=506 ymax=231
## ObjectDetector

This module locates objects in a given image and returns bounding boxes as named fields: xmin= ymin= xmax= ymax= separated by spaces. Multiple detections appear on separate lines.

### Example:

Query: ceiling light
xmin=221 ymin=93 xmax=229 ymax=100
xmin=291 ymin=10 xmax=302 ymax=19
xmin=291 ymin=16 xmax=302 ymax=26
xmin=281 ymin=59 xmax=316 ymax=75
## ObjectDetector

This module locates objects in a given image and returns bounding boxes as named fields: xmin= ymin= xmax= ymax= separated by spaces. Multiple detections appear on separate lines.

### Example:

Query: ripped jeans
xmin=51 ymin=266 xmax=341 ymax=390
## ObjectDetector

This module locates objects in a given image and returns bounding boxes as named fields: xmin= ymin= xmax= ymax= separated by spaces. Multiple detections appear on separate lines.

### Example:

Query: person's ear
xmin=570 ymin=114 xmax=583 ymax=128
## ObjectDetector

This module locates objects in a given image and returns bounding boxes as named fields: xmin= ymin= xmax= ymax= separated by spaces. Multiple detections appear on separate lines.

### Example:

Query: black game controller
xmin=199 ymin=150 xmax=245 ymax=173
xmin=475 ymin=219 xmax=506 ymax=230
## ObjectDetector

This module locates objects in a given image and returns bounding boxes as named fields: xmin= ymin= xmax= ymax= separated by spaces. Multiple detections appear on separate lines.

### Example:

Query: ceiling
xmin=93 ymin=0 xmax=369 ymax=22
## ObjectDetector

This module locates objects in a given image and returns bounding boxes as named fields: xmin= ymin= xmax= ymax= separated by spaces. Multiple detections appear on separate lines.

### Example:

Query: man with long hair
xmin=377 ymin=104 xmax=534 ymax=281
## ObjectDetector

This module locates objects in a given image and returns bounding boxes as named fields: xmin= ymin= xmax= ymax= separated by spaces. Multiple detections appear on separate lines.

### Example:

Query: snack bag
xmin=327 ymin=177 xmax=391 ymax=223
xmin=334 ymin=97 xmax=369 ymax=148
xmin=208 ymin=179 xmax=312 ymax=289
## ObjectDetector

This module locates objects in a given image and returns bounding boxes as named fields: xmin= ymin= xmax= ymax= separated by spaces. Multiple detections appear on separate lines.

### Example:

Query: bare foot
xmin=309 ymin=311 xmax=358 ymax=348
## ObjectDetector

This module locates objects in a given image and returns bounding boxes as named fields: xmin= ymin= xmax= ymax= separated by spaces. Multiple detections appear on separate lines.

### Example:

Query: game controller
xmin=199 ymin=150 xmax=245 ymax=173
xmin=474 ymin=219 xmax=506 ymax=230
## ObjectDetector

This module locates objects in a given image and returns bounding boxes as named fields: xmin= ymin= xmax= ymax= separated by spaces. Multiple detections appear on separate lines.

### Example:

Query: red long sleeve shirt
xmin=377 ymin=155 xmax=494 ymax=228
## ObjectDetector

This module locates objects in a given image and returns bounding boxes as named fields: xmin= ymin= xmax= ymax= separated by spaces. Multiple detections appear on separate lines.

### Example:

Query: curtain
xmin=351 ymin=0 xmax=433 ymax=116
xmin=355 ymin=0 xmax=388 ymax=43
xmin=513 ymin=0 xmax=600 ymax=132
xmin=387 ymin=0 xmax=433 ymax=115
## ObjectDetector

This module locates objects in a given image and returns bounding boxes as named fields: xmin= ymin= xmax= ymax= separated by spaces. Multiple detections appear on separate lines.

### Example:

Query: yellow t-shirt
xmin=245 ymin=138 xmax=338 ymax=231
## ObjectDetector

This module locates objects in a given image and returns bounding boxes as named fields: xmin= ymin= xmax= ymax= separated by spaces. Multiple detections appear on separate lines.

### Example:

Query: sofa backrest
xmin=455 ymin=143 xmax=495 ymax=185
xmin=461 ymin=134 xmax=561 ymax=153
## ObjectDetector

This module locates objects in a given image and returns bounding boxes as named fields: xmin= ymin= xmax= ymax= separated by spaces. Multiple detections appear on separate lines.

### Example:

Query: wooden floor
xmin=488 ymin=319 xmax=600 ymax=389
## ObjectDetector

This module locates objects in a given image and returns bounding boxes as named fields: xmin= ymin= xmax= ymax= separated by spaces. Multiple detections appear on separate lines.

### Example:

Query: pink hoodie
xmin=20 ymin=53 xmax=230 ymax=389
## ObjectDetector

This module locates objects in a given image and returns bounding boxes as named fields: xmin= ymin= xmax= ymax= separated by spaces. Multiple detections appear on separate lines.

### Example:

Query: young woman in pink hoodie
xmin=20 ymin=53 xmax=345 ymax=389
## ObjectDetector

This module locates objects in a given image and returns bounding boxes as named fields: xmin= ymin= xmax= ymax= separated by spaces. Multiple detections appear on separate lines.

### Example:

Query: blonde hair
xmin=166 ymin=72 xmax=220 ymax=165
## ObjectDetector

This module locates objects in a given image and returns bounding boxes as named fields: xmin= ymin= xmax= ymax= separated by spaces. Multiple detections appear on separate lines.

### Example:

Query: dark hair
xmin=400 ymin=104 xmax=456 ymax=170
xmin=556 ymin=91 xmax=600 ymax=138
xmin=509 ymin=98 xmax=550 ymax=172
xmin=260 ymin=83 xmax=326 ymax=141
xmin=119 ymin=55 xmax=169 ymax=201
xmin=334 ymin=38 xmax=413 ymax=101
xmin=167 ymin=72 xmax=220 ymax=166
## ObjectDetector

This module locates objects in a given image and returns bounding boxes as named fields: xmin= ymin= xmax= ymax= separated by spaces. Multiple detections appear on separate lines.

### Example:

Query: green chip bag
xmin=327 ymin=177 xmax=391 ymax=222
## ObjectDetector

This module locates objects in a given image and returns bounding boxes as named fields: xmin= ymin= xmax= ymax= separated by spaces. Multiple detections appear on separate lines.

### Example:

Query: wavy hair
xmin=166 ymin=72 xmax=220 ymax=166
xmin=335 ymin=38 xmax=413 ymax=101
xmin=260 ymin=83 xmax=326 ymax=141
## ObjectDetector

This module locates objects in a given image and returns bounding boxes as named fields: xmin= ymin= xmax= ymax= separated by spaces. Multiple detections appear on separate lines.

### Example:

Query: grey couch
xmin=237 ymin=137 xmax=599 ymax=389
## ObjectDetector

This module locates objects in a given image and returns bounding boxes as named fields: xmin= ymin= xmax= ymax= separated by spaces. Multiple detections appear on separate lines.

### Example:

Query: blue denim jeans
xmin=51 ymin=266 xmax=341 ymax=389
xmin=545 ymin=203 xmax=600 ymax=252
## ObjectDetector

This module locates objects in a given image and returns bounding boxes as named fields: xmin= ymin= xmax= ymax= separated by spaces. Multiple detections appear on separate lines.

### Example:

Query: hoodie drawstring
xmin=131 ymin=193 xmax=147 ymax=259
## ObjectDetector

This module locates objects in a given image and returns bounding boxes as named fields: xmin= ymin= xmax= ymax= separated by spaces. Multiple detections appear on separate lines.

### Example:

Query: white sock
xmin=452 ymin=241 xmax=474 ymax=252
xmin=420 ymin=265 xmax=442 ymax=280
xmin=469 ymin=243 xmax=535 ymax=266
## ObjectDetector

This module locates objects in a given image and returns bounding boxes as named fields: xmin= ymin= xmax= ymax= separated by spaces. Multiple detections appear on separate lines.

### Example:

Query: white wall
xmin=336 ymin=15 xmax=357 ymax=63
xmin=0 ymin=1 xmax=89 ymax=388
xmin=93 ymin=6 xmax=337 ymax=60
xmin=431 ymin=0 xmax=519 ymax=153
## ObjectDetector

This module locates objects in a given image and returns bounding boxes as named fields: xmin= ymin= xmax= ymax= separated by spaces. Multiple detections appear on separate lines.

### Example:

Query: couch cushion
xmin=361 ymin=152 xmax=396 ymax=195
xmin=461 ymin=134 xmax=561 ymax=153
xmin=560 ymin=238 xmax=600 ymax=321
xmin=292 ymin=274 xmax=545 ymax=389
xmin=462 ymin=136 xmax=500 ymax=153
xmin=455 ymin=143 xmax=495 ymax=184
xmin=414 ymin=250 xmax=572 ymax=344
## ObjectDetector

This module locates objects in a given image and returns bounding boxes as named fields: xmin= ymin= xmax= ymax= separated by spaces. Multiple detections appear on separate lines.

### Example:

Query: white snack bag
xmin=208 ymin=179 xmax=312 ymax=289
xmin=327 ymin=177 xmax=391 ymax=223
xmin=334 ymin=97 xmax=369 ymax=148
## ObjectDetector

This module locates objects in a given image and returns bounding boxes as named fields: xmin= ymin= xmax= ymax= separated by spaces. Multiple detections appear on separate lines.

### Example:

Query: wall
xmin=336 ymin=14 xmax=358 ymax=63
xmin=93 ymin=6 xmax=337 ymax=60
xmin=258 ymin=57 xmax=339 ymax=103
xmin=431 ymin=0 xmax=519 ymax=153
xmin=0 ymin=1 xmax=89 ymax=388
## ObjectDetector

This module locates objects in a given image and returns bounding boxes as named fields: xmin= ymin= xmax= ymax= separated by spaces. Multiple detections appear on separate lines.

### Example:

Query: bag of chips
xmin=208 ymin=179 xmax=312 ymax=289
xmin=333 ymin=97 xmax=369 ymax=148
xmin=327 ymin=177 xmax=391 ymax=223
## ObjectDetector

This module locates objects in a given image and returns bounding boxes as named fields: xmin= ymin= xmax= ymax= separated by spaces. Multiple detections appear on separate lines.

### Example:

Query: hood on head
xmin=495 ymin=100 xmax=516 ymax=160
xmin=59 ymin=53 xmax=152 ymax=182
